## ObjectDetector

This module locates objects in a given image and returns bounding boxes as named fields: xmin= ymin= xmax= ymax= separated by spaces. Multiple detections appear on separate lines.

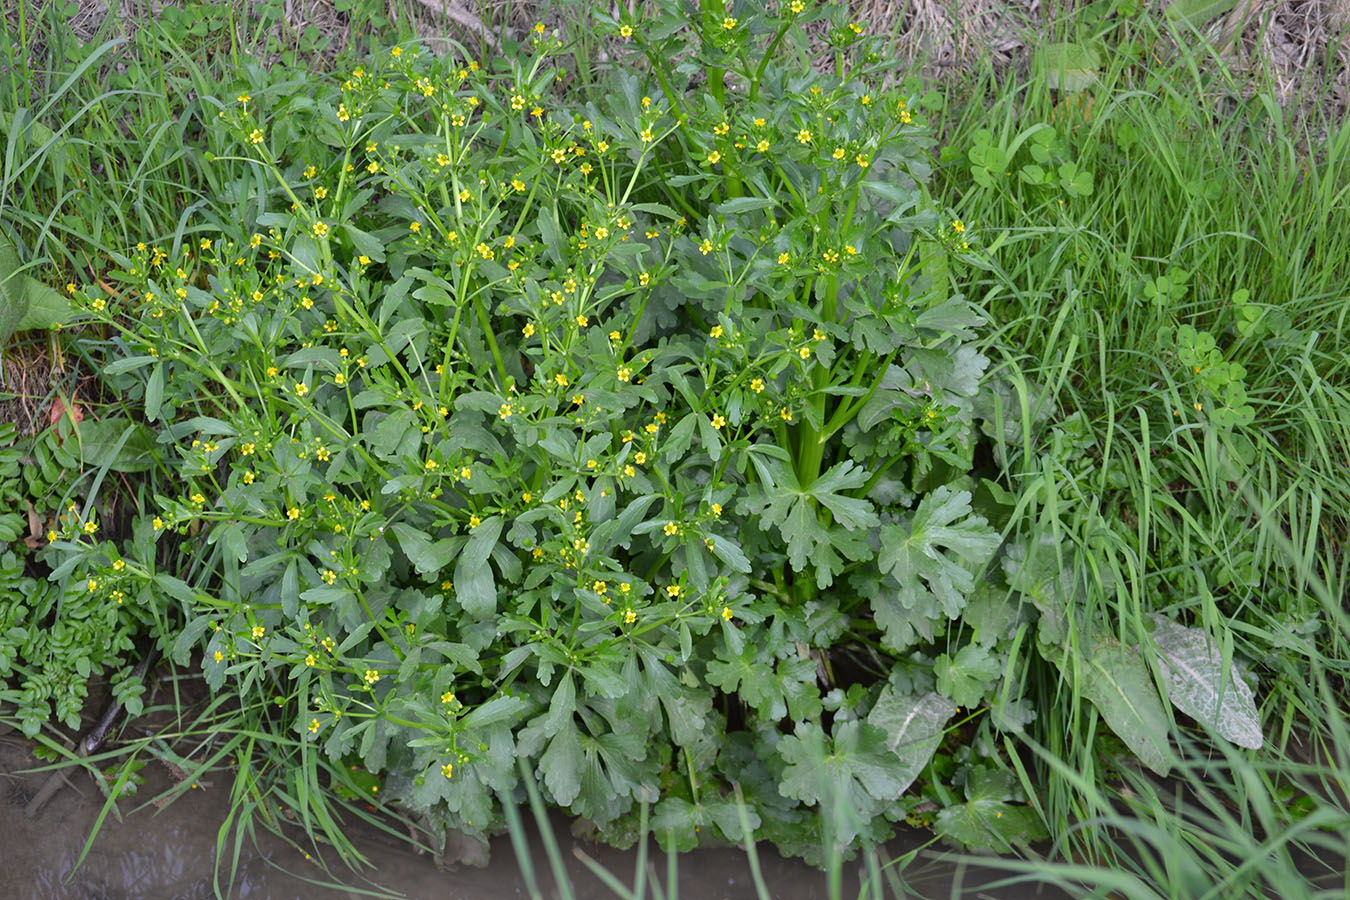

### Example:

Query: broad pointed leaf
xmin=867 ymin=687 xmax=956 ymax=794
xmin=1149 ymin=615 xmax=1261 ymax=749
xmin=1080 ymin=639 xmax=1173 ymax=775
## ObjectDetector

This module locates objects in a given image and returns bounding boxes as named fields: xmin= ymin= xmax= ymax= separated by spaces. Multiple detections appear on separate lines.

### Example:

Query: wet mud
xmin=0 ymin=739 xmax=1068 ymax=900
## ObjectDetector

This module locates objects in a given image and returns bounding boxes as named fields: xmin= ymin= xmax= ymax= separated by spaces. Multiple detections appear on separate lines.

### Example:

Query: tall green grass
xmin=926 ymin=6 xmax=1350 ymax=895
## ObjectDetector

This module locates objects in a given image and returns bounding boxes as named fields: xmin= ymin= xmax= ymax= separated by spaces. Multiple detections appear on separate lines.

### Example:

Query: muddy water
xmin=1 ymin=739 xmax=1068 ymax=900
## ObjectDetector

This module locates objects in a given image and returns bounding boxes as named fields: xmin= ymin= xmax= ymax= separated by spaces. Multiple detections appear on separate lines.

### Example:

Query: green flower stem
xmin=819 ymin=348 xmax=898 ymax=441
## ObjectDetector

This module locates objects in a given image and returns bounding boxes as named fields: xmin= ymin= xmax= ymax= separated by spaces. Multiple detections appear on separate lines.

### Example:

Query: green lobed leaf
xmin=875 ymin=486 xmax=1001 ymax=648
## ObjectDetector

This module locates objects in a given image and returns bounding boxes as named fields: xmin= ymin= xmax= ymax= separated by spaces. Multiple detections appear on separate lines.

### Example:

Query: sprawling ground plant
xmin=44 ymin=4 xmax=1043 ymax=862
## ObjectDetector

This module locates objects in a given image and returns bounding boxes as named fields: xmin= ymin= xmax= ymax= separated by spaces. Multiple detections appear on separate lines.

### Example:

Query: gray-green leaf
xmin=1149 ymin=615 xmax=1261 ymax=749
xmin=866 ymin=687 xmax=956 ymax=794
xmin=1080 ymin=639 xmax=1173 ymax=775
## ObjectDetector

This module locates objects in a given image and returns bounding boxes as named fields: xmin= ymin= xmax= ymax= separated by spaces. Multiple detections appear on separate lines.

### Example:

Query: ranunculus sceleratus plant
xmin=61 ymin=0 xmax=1028 ymax=863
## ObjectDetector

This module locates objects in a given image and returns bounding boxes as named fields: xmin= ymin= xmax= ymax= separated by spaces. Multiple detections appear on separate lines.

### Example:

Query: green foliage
xmin=41 ymin=3 xmax=1054 ymax=863
xmin=934 ymin=3 xmax=1350 ymax=889
xmin=7 ymin=2 xmax=1349 ymax=897
xmin=0 ymin=234 xmax=74 ymax=344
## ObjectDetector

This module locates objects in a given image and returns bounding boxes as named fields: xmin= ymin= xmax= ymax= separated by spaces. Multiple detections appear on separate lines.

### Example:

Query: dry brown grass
xmin=8 ymin=0 xmax=1342 ymax=117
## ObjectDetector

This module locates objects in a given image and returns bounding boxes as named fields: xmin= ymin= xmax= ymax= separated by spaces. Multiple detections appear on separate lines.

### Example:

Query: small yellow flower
xmin=856 ymin=154 xmax=870 ymax=168
xmin=442 ymin=691 xmax=456 ymax=704
xmin=799 ymin=347 xmax=811 ymax=359
xmin=252 ymin=625 xmax=265 ymax=639
xmin=294 ymin=381 xmax=309 ymax=397
xmin=640 ymin=127 xmax=654 ymax=143
xmin=951 ymin=219 xmax=966 ymax=234
xmin=333 ymin=372 xmax=346 ymax=386
xmin=721 ymin=16 xmax=737 ymax=29
xmin=722 ymin=606 xmax=733 ymax=620
xmin=441 ymin=762 xmax=454 ymax=779
xmin=833 ymin=147 xmax=846 ymax=160
xmin=624 ymin=609 xmax=637 ymax=624
xmin=706 ymin=150 xmax=721 ymax=165
xmin=555 ymin=373 xmax=570 ymax=387
xmin=780 ymin=406 xmax=793 ymax=421
xmin=469 ymin=515 xmax=481 ymax=528
xmin=249 ymin=129 xmax=264 ymax=145
xmin=306 ymin=653 xmax=316 ymax=666
xmin=617 ymin=366 xmax=631 ymax=382
xmin=620 ymin=24 xmax=633 ymax=37
xmin=287 ymin=507 xmax=300 ymax=520
xmin=664 ymin=521 xmax=678 ymax=536
xmin=459 ymin=466 xmax=472 ymax=480
xmin=711 ymin=503 xmax=723 ymax=516
xmin=87 ymin=578 xmax=98 ymax=591
xmin=499 ymin=403 xmax=513 ymax=419
xmin=410 ymin=221 xmax=422 ymax=233
xmin=83 ymin=520 xmax=98 ymax=535
xmin=666 ymin=584 xmax=681 ymax=597
xmin=797 ymin=128 xmax=812 ymax=144
xmin=777 ymin=252 xmax=790 ymax=265
xmin=47 ymin=529 xmax=58 ymax=542
xmin=153 ymin=517 xmax=164 ymax=530
xmin=634 ymin=451 xmax=647 ymax=464
xmin=750 ymin=377 xmax=765 ymax=393
xmin=710 ymin=325 xmax=724 ymax=338
xmin=756 ymin=138 xmax=770 ymax=152
xmin=712 ymin=414 xmax=726 ymax=428
xmin=576 ymin=314 xmax=589 ymax=327
xmin=309 ymin=718 xmax=320 ymax=733
xmin=699 ymin=239 xmax=713 ymax=255
xmin=364 ymin=668 xmax=380 ymax=685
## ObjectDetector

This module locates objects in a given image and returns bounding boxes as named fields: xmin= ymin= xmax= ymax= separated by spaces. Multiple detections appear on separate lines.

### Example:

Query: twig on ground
xmin=23 ymin=648 xmax=161 ymax=819
xmin=410 ymin=0 xmax=501 ymax=49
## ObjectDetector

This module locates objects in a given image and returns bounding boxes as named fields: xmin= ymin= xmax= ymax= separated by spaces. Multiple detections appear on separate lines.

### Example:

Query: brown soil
xmin=0 ymin=736 xmax=1065 ymax=900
